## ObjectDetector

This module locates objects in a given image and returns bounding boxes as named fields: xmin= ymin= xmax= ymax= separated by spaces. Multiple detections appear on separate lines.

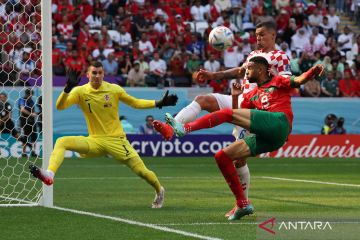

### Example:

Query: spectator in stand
xmin=209 ymin=64 xmax=229 ymax=93
xmin=191 ymin=0 xmax=207 ymax=21
xmin=291 ymin=28 xmax=309 ymax=56
xmin=337 ymin=26 xmax=353 ymax=54
xmin=204 ymin=54 xmax=221 ymax=72
xmin=326 ymin=41 xmax=342 ymax=63
xmin=100 ymin=9 xmax=113 ymax=29
xmin=127 ymin=61 xmax=145 ymax=87
xmin=312 ymin=27 xmax=326 ymax=48
xmin=52 ymin=43 xmax=65 ymax=76
xmin=229 ymin=3 xmax=244 ymax=31
xmin=321 ymin=114 xmax=337 ymax=135
xmin=92 ymin=42 xmax=113 ymax=61
xmin=290 ymin=51 xmax=301 ymax=75
xmin=118 ymin=54 xmax=132 ymax=84
xmin=154 ymin=14 xmax=167 ymax=33
xmin=322 ymin=56 xmax=333 ymax=73
xmin=333 ymin=117 xmax=346 ymax=134
xmin=0 ymin=92 xmax=25 ymax=147
xmin=304 ymin=35 xmax=327 ymax=57
xmin=102 ymin=53 xmax=118 ymax=76
xmin=18 ymin=89 xmax=38 ymax=157
xmin=276 ymin=9 xmax=290 ymax=33
xmin=299 ymin=51 xmax=315 ymax=73
xmin=117 ymin=25 xmax=132 ymax=52
xmin=339 ymin=69 xmax=358 ymax=97
xmin=107 ymin=0 xmax=123 ymax=17
xmin=186 ymin=33 xmax=205 ymax=59
xmin=65 ymin=49 xmax=86 ymax=72
xmin=215 ymin=0 xmax=231 ymax=11
xmin=321 ymin=71 xmax=340 ymax=97
xmin=0 ymin=63 xmax=17 ymax=86
xmin=147 ymin=52 xmax=167 ymax=87
xmin=205 ymin=0 xmax=221 ymax=22
xmin=280 ymin=42 xmax=291 ymax=59
xmin=137 ymin=53 xmax=149 ymax=75
xmin=9 ymin=43 xmax=24 ymax=64
xmin=308 ymin=7 xmax=323 ymax=27
xmin=327 ymin=6 xmax=340 ymax=34
xmin=168 ymin=50 xmax=189 ymax=87
xmin=186 ymin=54 xmax=202 ymax=84
xmin=56 ymin=16 xmax=74 ymax=41
xmin=319 ymin=16 xmax=334 ymax=38
xmin=85 ymin=8 xmax=102 ymax=29
xmin=282 ymin=18 xmax=297 ymax=46
xmin=139 ymin=115 xmax=156 ymax=135
xmin=132 ymin=6 xmax=148 ymax=38
xmin=15 ymin=52 xmax=35 ymax=80
xmin=171 ymin=14 xmax=186 ymax=35
xmin=302 ymin=18 xmax=313 ymax=36
xmin=352 ymin=35 xmax=360 ymax=56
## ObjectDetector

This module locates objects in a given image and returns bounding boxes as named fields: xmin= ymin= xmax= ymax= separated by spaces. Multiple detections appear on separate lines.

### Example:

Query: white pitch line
xmin=260 ymin=176 xmax=360 ymax=188
xmin=51 ymin=206 xmax=222 ymax=240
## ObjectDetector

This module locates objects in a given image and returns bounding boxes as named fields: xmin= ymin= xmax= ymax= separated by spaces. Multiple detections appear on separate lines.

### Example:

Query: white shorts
xmin=211 ymin=93 xmax=248 ymax=140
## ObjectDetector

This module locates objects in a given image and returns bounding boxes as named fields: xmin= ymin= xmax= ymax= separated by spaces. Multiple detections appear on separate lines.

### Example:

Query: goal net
xmin=0 ymin=0 xmax=52 ymax=207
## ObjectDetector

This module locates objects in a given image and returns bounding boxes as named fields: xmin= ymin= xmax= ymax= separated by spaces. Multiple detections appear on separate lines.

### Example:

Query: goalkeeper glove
xmin=64 ymin=68 xmax=82 ymax=93
xmin=155 ymin=90 xmax=178 ymax=109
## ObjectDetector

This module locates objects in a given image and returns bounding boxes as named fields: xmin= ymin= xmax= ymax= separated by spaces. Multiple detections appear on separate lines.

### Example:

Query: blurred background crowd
xmin=0 ymin=0 xmax=360 ymax=97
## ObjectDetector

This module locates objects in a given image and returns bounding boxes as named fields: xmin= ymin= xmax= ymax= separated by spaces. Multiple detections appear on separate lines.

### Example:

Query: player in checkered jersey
xmin=153 ymin=20 xmax=291 ymax=216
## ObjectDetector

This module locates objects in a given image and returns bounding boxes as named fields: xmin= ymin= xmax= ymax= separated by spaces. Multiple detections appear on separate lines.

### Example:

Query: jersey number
xmin=260 ymin=95 xmax=270 ymax=109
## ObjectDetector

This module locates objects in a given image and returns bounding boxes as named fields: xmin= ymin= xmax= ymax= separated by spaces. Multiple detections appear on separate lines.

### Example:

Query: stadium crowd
xmin=0 ymin=0 xmax=359 ymax=97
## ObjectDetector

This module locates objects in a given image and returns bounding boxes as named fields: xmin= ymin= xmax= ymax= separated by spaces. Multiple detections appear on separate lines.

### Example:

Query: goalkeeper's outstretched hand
xmin=155 ymin=90 xmax=178 ymax=109
xmin=64 ymin=68 xmax=82 ymax=93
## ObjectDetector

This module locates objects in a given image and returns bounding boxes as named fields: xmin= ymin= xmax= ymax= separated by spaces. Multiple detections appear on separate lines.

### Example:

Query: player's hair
xmin=89 ymin=61 xmax=104 ymax=68
xmin=0 ymin=92 xmax=7 ymax=97
xmin=256 ymin=20 xmax=277 ymax=32
xmin=24 ymin=88 xmax=33 ymax=97
xmin=249 ymin=56 xmax=270 ymax=70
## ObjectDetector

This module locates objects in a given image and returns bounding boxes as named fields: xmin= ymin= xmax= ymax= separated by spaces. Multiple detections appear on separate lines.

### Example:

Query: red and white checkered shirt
xmin=57 ymin=23 xmax=74 ymax=40
xmin=242 ymin=49 xmax=291 ymax=94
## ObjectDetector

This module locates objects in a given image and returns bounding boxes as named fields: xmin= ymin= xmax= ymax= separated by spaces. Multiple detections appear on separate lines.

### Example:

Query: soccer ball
xmin=208 ymin=26 xmax=234 ymax=51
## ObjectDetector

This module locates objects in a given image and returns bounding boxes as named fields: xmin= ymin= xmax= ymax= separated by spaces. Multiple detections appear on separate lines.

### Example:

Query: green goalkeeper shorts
xmin=244 ymin=110 xmax=290 ymax=156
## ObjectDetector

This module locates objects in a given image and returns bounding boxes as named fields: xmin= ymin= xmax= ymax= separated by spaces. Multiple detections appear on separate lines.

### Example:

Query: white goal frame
xmin=40 ymin=0 xmax=53 ymax=207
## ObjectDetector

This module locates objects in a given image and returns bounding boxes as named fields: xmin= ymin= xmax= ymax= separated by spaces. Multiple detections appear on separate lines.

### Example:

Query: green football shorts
xmin=244 ymin=109 xmax=290 ymax=156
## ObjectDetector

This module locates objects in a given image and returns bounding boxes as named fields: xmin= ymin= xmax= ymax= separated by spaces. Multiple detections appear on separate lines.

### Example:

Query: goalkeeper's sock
xmin=236 ymin=164 xmax=250 ymax=199
xmin=174 ymin=101 xmax=201 ymax=124
xmin=129 ymin=158 xmax=161 ymax=193
xmin=215 ymin=149 xmax=247 ymax=208
xmin=184 ymin=108 xmax=233 ymax=133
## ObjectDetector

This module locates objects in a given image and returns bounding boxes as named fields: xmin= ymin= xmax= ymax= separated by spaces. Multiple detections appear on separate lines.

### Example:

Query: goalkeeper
xmin=29 ymin=61 xmax=178 ymax=208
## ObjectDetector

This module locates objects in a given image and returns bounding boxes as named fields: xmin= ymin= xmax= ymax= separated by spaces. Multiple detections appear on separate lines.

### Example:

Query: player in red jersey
xmin=159 ymin=56 xmax=324 ymax=220
xmin=153 ymin=21 xmax=291 ymax=218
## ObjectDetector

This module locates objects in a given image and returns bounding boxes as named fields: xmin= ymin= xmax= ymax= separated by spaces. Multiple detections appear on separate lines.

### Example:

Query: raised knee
xmin=234 ymin=158 xmax=247 ymax=168
xmin=194 ymin=94 xmax=217 ymax=111
xmin=56 ymin=137 xmax=67 ymax=146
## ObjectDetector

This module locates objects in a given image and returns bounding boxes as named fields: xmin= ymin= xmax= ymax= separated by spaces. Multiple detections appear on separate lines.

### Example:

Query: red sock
xmin=215 ymin=150 xmax=248 ymax=208
xmin=184 ymin=108 xmax=233 ymax=133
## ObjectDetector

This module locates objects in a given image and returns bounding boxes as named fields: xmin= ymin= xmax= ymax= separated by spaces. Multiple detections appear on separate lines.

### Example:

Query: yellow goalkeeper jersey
xmin=56 ymin=81 xmax=155 ymax=137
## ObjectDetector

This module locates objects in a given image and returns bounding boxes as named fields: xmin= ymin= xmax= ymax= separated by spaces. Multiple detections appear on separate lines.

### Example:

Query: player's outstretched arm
xmin=155 ymin=90 xmax=178 ymax=109
xmin=119 ymin=90 xmax=178 ymax=109
xmin=195 ymin=66 xmax=245 ymax=84
xmin=56 ymin=68 xmax=81 ymax=110
xmin=293 ymin=64 xmax=324 ymax=86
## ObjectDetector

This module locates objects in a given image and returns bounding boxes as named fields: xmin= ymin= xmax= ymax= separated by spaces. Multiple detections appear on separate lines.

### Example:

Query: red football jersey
xmin=241 ymin=75 xmax=296 ymax=130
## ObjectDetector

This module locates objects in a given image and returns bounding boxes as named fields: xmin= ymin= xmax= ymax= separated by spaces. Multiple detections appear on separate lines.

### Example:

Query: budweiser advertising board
xmin=260 ymin=135 xmax=360 ymax=158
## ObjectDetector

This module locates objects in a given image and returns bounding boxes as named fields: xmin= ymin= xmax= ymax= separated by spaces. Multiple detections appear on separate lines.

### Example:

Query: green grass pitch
xmin=1 ymin=157 xmax=360 ymax=240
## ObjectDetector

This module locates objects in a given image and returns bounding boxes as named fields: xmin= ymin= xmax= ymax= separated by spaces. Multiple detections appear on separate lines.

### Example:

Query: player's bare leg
xmin=153 ymin=94 xmax=220 ymax=140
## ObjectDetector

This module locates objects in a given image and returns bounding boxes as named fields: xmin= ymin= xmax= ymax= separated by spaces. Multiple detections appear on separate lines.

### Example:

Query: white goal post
xmin=0 ymin=0 xmax=53 ymax=207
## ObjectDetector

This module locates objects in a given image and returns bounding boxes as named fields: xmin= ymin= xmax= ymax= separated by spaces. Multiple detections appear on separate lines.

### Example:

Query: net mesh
xmin=0 ymin=0 xmax=43 ymax=205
